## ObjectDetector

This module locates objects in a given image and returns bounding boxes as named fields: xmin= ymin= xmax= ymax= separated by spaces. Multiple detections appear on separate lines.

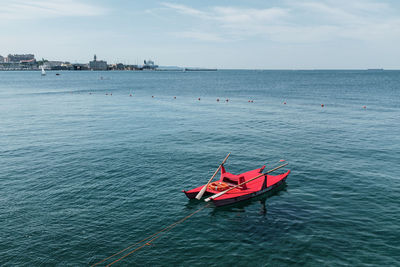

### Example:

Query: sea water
xmin=0 ymin=70 xmax=399 ymax=266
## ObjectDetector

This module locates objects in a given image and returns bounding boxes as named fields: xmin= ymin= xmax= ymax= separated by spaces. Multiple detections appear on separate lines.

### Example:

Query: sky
xmin=0 ymin=0 xmax=399 ymax=69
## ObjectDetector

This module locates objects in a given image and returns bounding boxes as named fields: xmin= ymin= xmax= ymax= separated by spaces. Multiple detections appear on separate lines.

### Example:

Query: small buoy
xmin=363 ymin=105 xmax=366 ymax=109
xmin=217 ymin=98 xmax=219 ymax=102
xmin=174 ymin=96 xmax=176 ymax=99
xmin=110 ymin=93 xmax=112 ymax=96
xmin=129 ymin=94 xmax=132 ymax=97
xmin=283 ymin=102 xmax=286 ymax=105
xmin=321 ymin=104 xmax=324 ymax=107
xmin=226 ymin=99 xmax=229 ymax=102
xmin=89 ymin=92 xmax=92 ymax=95
xmin=198 ymin=97 xmax=201 ymax=101
xmin=152 ymin=96 xmax=154 ymax=98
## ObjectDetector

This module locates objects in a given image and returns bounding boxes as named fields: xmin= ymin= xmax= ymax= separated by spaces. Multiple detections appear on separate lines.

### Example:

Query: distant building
xmin=0 ymin=55 xmax=4 ymax=63
xmin=19 ymin=59 xmax=37 ymax=66
xmin=43 ymin=61 xmax=64 ymax=70
xmin=142 ymin=59 xmax=158 ymax=70
xmin=44 ymin=61 xmax=63 ymax=67
xmin=110 ymin=63 xmax=125 ymax=70
xmin=124 ymin=64 xmax=141 ymax=70
xmin=89 ymin=54 xmax=107 ymax=70
xmin=73 ymin=63 xmax=89 ymax=70
xmin=6 ymin=54 xmax=35 ymax=63
xmin=61 ymin=62 xmax=74 ymax=70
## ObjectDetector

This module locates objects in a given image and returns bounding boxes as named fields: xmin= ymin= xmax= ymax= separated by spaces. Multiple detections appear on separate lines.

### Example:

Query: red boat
xmin=183 ymin=164 xmax=290 ymax=207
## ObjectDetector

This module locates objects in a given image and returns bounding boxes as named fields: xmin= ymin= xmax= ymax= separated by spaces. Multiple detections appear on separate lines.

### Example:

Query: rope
xmin=91 ymin=204 xmax=210 ymax=266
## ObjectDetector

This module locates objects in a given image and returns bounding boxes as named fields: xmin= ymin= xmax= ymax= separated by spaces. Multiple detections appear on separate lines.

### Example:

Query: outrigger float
xmin=183 ymin=153 xmax=290 ymax=207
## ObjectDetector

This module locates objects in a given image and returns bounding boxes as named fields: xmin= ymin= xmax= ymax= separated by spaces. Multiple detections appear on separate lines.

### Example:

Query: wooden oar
xmin=205 ymin=163 xmax=288 ymax=202
xmin=195 ymin=152 xmax=231 ymax=200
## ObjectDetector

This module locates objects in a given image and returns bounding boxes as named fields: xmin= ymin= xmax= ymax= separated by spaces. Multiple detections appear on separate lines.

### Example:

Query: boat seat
xmin=220 ymin=165 xmax=248 ymax=189
xmin=222 ymin=173 xmax=247 ymax=190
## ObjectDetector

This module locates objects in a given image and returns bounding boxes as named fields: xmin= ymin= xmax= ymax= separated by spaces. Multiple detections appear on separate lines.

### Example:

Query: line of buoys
xmin=90 ymin=94 xmax=368 ymax=110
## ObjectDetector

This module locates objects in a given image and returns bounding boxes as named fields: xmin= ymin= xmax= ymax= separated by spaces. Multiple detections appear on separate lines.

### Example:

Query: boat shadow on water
xmin=211 ymin=183 xmax=288 ymax=215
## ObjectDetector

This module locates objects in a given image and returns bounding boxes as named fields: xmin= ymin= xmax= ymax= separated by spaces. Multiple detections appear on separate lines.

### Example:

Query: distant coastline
xmin=0 ymin=53 xmax=219 ymax=72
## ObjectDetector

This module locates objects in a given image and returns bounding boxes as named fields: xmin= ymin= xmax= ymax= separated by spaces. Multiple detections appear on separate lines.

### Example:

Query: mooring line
xmin=91 ymin=204 xmax=210 ymax=266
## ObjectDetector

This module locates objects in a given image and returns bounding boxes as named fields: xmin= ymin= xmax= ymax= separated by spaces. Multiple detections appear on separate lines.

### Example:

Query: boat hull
xmin=183 ymin=191 xmax=200 ymax=199
xmin=183 ymin=167 xmax=290 ymax=207
xmin=212 ymin=177 xmax=287 ymax=207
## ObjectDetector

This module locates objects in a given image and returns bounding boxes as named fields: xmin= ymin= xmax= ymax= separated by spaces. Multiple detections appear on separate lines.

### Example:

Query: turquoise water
xmin=1 ymin=70 xmax=399 ymax=266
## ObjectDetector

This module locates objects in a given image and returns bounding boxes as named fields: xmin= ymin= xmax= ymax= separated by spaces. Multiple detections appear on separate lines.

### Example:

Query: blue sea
xmin=0 ymin=70 xmax=399 ymax=266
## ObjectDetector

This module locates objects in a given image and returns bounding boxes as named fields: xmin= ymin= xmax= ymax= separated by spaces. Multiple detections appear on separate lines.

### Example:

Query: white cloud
xmin=160 ymin=3 xmax=289 ymax=42
xmin=161 ymin=3 xmax=288 ymax=25
xmin=0 ymin=0 xmax=106 ymax=20
xmin=295 ymin=1 xmax=393 ymax=26
xmin=293 ymin=1 xmax=400 ymax=41
xmin=173 ymin=31 xmax=226 ymax=42
xmin=158 ymin=1 xmax=400 ymax=44
xmin=213 ymin=6 xmax=288 ymax=24
xmin=297 ymin=2 xmax=360 ymax=24
xmin=161 ymin=3 xmax=209 ymax=19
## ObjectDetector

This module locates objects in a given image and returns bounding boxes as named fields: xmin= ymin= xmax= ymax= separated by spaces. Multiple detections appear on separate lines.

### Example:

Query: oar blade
xmin=195 ymin=185 xmax=207 ymax=200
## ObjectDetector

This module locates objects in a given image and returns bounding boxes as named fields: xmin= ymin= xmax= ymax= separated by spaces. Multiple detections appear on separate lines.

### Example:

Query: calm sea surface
xmin=0 ymin=70 xmax=399 ymax=266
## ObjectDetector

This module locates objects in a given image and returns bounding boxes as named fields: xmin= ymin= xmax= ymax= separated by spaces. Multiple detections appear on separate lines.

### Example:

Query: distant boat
xmin=41 ymin=66 xmax=46 ymax=76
